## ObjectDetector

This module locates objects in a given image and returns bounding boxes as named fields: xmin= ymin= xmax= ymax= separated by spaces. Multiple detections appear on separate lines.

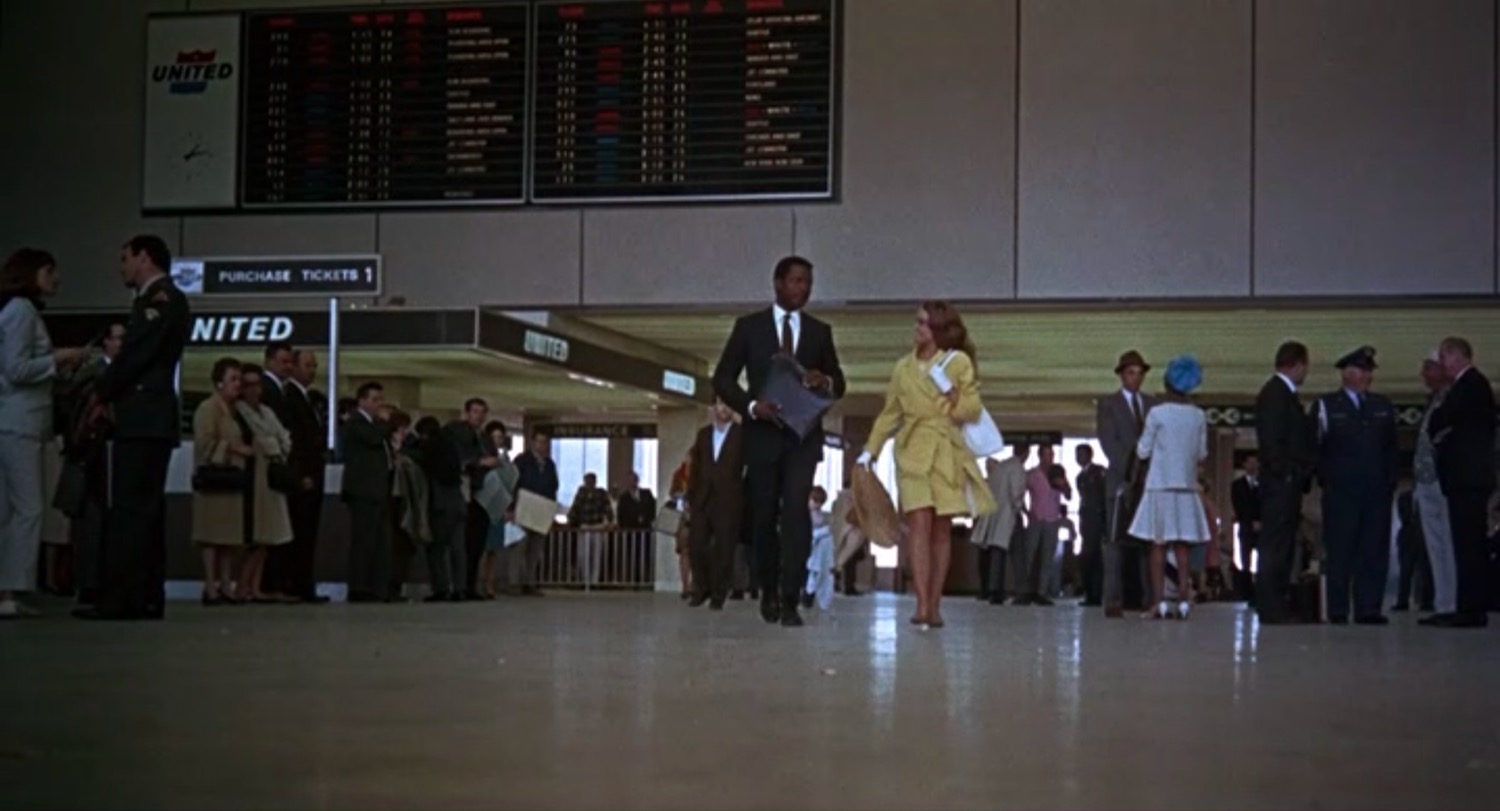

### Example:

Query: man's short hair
xmin=356 ymin=381 xmax=383 ymax=401
xmin=773 ymin=255 xmax=813 ymax=281
xmin=1274 ymin=341 xmax=1309 ymax=370
xmin=124 ymin=235 xmax=171 ymax=270
xmin=1440 ymin=336 xmax=1474 ymax=360
xmin=264 ymin=341 xmax=293 ymax=362
xmin=464 ymin=397 xmax=488 ymax=413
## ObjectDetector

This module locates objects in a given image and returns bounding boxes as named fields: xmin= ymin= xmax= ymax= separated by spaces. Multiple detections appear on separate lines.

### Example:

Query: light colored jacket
xmin=972 ymin=456 xmax=1027 ymax=549
xmin=0 ymin=297 xmax=56 ymax=439
xmin=1135 ymin=401 xmax=1207 ymax=491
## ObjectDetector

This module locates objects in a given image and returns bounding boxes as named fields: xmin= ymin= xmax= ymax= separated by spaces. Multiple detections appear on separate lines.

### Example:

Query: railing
xmin=538 ymin=528 xmax=656 ymax=591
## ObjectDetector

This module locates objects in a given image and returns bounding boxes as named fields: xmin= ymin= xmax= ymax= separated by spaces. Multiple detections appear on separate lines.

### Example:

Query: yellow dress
xmin=866 ymin=350 xmax=998 ymax=518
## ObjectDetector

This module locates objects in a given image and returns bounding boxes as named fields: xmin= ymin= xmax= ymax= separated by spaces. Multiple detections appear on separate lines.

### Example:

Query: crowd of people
xmin=0 ymin=246 xmax=1495 ymax=630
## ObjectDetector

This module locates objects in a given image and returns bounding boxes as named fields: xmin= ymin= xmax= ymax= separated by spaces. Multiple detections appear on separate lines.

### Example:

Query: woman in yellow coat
xmin=858 ymin=301 xmax=996 ymax=628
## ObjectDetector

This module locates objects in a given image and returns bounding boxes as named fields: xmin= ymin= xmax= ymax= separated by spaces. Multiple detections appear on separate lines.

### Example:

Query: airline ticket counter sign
xmin=171 ymin=256 xmax=381 ymax=297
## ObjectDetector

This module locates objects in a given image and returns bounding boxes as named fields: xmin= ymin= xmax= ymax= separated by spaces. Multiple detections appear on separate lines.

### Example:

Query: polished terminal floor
xmin=2 ymin=593 xmax=1497 ymax=810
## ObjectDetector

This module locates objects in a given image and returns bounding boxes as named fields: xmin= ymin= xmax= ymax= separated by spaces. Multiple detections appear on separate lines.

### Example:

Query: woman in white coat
xmin=0 ymin=249 xmax=87 ymax=618
xmin=1130 ymin=355 xmax=1210 ymax=620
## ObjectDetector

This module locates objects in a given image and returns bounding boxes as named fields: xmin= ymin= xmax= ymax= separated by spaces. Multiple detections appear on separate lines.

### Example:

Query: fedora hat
xmin=1115 ymin=350 xmax=1151 ymax=375
xmin=850 ymin=467 xmax=902 ymax=549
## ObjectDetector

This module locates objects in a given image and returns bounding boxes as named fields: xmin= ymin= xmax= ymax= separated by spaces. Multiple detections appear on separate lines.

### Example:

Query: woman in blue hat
xmin=1129 ymin=355 xmax=1211 ymax=619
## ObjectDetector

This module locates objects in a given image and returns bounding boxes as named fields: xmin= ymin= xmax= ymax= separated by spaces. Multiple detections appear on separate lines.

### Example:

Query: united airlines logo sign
xmin=152 ymin=49 xmax=234 ymax=95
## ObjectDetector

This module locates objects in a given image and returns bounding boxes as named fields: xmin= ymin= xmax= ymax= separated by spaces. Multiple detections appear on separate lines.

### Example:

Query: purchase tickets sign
xmin=142 ymin=15 xmax=242 ymax=210
xmin=172 ymin=256 xmax=382 ymax=296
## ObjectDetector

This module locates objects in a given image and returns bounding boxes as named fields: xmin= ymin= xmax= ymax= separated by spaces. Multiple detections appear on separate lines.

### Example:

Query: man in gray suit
xmin=1095 ymin=350 xmax=1155 ymax=619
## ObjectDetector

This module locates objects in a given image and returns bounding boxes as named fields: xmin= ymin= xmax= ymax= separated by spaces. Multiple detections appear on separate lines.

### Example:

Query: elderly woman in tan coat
xmin=235 ymin=364 xmax=295 ymax=603
xmin=193 ymin=358 xmax=254 ymax=605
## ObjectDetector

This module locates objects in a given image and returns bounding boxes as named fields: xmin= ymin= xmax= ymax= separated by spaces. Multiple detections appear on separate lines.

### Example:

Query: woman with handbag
xmin=234 ymin=364 xmax=295 ymax=603
xmin=858 ymin=301 xmax=996 ymax=629
xmin=192 ymin=358 xmax=254 ymax=605
xmin=0 ymin=249 xmax=88 ymax=618
xmin=1129 ymin=355 xmax=1211 ymax=620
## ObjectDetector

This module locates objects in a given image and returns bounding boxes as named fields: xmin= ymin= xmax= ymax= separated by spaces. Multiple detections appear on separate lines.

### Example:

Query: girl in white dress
xmin=1130 ymin=355 xmax=1210 ymax=619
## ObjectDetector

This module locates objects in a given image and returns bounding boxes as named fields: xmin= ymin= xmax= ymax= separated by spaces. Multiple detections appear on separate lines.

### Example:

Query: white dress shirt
xmin=772 ymin=303 xmax=801 ymax=354
xmin=711 ymin=422 xmax=731 ymax=461
xmin=750 ymin=304 xmax=803 ymax=420
xmin=1275 ymin=372 xmax=1299 ymax=394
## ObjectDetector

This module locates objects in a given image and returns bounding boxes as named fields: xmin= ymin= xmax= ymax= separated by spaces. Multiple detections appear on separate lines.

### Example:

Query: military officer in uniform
xmin=1313 ymin=346 xmax=1399 ymax=625
xmin=75 ymin=235 xmax=190 ymax=621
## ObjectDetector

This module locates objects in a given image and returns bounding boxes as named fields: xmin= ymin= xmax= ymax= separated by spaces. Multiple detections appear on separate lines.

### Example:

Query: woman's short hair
xmin=0 ymin=248 xmax=56 ymax=299
xmin=211 ymin=357 xmax=241 ymax=385
xmin=240 ymin=363 xmax=264 ymax=381
xmin=388 ymin=409 xmax=412 ymax=430
xmin=415 ymin=415 xmax=441 ymax=437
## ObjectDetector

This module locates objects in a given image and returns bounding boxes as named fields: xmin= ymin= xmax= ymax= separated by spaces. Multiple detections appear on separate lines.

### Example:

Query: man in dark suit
xmin=1427 ymin=336 xmax=1496 ymax=629
xmin=1074 ymin=445 xmax=1107 ymax=607
xmin=444 ymin=398 xmax=499 ymax=598
xmin=341 ymin=382 xmax=395 ymax=603
xmin=713 ymin=256 xmax=845 ymax=628
xmin=1313 ymin=346 xmax=1399 ymax=625
xmin=1230 ymin=454 xmax=1261 ymax=601
xmin=258 ymin=341 xmax=297 ymax=597
xmin=275 ymin=349 xmax=329 ymax=603
xmin=260 ymin=341 xmax=293 ymax=415
xmin=616 ymin=472 xmax=657 ymax=587
xmin=1254 ymin=341 xmax=1315 ymax=624
xmin=75 ymin=235 xmax=191 ymax=621
xmin=687 ymin=400 xmax=745 ymax=610
xmin=1096 ymin=350 xmax=1155 ymax=617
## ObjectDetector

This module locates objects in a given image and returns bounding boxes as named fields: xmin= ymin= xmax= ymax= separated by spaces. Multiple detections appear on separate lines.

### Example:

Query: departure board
xmin=531 ymin=0 xmax=837 ymax=203
xmin=241 ymin=4 xmax=529 ymax=208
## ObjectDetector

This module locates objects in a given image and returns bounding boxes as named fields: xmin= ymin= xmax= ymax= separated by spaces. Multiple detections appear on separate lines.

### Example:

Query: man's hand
xmin=752 ymin=400 xmax=780 ymax=420
xmin=804 ymin=369 xmax=829 ymax=391
xmin=480 ymin=456 xmax=500 ymax=469
xmin=301 ymin=476 xmax=316 ymax=492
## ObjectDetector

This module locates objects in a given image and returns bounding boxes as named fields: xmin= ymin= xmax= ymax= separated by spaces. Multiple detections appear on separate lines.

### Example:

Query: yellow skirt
xmin=896 ymin=441 xmax=996 ymax=518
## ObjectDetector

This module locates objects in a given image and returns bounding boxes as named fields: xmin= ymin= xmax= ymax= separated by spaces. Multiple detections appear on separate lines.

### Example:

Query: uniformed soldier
xmin=1314 ymin=346 xmax=1399 ymax=625
xmin=74 ymin=235 xmax=191 ymax=621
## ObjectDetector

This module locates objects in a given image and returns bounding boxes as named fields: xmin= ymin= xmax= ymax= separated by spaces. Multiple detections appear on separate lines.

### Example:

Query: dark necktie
xmin=1130 ymin=394 xmax=1143 ymax=432
xmin=780 ymin=313 xmax=794 ymax=356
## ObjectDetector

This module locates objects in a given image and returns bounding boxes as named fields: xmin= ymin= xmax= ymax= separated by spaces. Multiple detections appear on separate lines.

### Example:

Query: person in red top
xmin=1015 ymin=446 xmax=1067 ymax=606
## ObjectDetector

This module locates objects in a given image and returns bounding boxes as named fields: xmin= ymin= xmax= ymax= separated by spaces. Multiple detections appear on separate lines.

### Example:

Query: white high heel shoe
xmin=1155 ymin=601 xmax=1171 ymax=620
xmin=1177 ymin=601 xmax=1191 ymax=620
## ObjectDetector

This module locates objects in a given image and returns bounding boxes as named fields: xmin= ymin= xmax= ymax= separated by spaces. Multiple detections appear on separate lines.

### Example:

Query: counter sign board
xmin=171 ymin=256 xmax=382 ymax=297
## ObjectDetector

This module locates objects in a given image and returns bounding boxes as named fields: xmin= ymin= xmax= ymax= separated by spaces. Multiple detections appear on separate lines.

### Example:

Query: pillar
xmin=654 ymin=405 xmax=704 ymax=591
xmin=607 ymin=436 xmax=635 ymax=492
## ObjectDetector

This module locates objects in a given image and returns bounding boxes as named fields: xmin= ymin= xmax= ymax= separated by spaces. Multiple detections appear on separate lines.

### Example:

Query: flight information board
xmin=241 ymin=4 xmax=529 ymax=207
xmin=531 ymin=0 xmax=837 ymax=203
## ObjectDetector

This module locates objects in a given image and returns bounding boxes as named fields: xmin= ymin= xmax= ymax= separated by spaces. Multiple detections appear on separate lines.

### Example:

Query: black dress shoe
xmin=1446 ymin=612 xmax=1490 ymax=628
xmin=800 ymin=592 xmax=815 ymax=609
xmin=709 ymin=598 xmax=726 ymax=611
xmin=688 ymin=594 xmax=709 ymax=608
xmin=1355 ymin=615 xmax=1389 ymax=626
xmin=729 ymin=590 xmax=745 ymax=601
xmin=423 ymin=595 xmax=448 ymax=604
xmin=1419 ymin=612 xmax=1457 ymax=627
xmin=780 ymin=607 xmax=804 ymax=627
xmin=1392 ymin=603 xmax=1410 ymax=612
xmin=989 ymin=596 xmax=1006 ymax=606
xmin=759 ymin=597 xmax=781 ymax=624
xmin=300 ymin=594 xmax=331 ymax=604
xmin=1327 ymin=615 xmax=1349 ymax=625
xmin=73 ymin=606 xmax=143 ymax=621
xmin=1034 ymin=596 xmax=1055 ymax=607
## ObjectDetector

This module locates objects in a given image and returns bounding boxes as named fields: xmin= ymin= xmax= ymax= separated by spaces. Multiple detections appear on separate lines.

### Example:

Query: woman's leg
xmin=1148 ymin=543 xmax=1166 ymax=615
xmin=223 ymin=548 xmax=242 ymax=599
xmin=929 ymin=515 xmax=953 ymax=625
xmin=906 ymin=508 xmax=934 ymax=623
xmin=201 ymin=547 xmax=220 ymax=599
xmin=1173 ymin=544 xmax=1193 ymax=615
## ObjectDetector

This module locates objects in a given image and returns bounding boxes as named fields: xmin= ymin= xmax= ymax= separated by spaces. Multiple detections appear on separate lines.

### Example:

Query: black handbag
xmin=266 ymin=458 xmax=298 ymax=495
xmin=193 ymin=464 xmax=247 ymax=493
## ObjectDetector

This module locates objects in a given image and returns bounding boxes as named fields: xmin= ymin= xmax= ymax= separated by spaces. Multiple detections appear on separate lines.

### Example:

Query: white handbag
xmin=932 ymin=351 xmax=1005 ymax=458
